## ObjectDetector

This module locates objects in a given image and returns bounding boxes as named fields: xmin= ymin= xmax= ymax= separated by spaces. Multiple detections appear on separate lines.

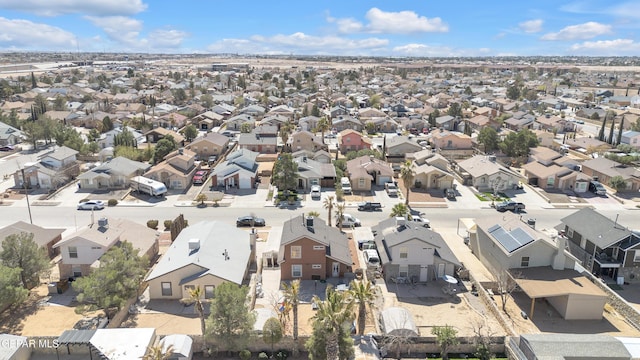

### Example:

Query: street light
xmin=20 ymin=168 xmax=33 ymax=224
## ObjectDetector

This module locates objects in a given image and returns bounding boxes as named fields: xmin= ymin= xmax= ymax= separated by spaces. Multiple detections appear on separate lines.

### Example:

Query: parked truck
xmin=495 ymin=200 xmax=525 ymax=212
xmin=130 ymin=176 xmax=167 ymax=197
xmin=357 ymin=202 xmax=382 ymax=211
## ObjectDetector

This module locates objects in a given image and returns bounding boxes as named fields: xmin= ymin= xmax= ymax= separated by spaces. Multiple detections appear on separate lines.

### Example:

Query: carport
xmin=515 ymin=267 xmax=607 ymax=320
xmin=56 ymin=329 xmax=96 ymax=360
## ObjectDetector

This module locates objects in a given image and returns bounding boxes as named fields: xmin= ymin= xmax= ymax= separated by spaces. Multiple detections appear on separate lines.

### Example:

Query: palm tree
xmin=318 ymin=117 xmax=330 ymax=144
xmin=348 ymin=280 xmax=376 ymax=335
xmin=334 ymin=203 xmax=345 ymax=231
xmin=312 ymin=286 xmax=355 ymax=360
xmin=142 ymin=342 xmax=174 ymax=360
xmin=181 ymin=286 xmax=207 ymax=352
xmin=323 ymin=195 xmax=335 ymax=227
xmin=281 ymin=279 xmax=301 ymax=340
xmin=399 ymin=160 xmax=415 ymax=206
xmin=389 ymin=203 xmax=411 ymax=220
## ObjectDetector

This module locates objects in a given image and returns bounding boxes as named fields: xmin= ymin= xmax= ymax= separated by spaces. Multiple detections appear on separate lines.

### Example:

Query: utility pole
xmin=20 ymin=168 xmax=33 ymax=224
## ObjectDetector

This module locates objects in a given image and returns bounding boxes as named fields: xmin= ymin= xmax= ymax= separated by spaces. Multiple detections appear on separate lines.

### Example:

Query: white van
xmin=363 ymin=249 xmax=380 ymax=267
xmin=337 ymin=213 xmax=361 ymax=227
xmin=340 ymin=177 xmax=352 ymax=194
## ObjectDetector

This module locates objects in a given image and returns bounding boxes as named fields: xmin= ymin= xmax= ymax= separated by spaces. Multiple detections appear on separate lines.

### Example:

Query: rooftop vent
xmin=97 ymin=218 xmax=108 ymax=228
xmin=188 ymin=238 xmax=200 ymax=251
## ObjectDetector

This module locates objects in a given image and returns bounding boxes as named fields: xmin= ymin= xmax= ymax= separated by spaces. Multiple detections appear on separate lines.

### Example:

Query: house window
xmin=68 ymin=246 xmax=78 ymax=258
xmin=634 ymin=251 xmax=640 ymax=262
xmin=205 ymin=285 xmax=215 ymax=299
xmin=291 ymin=246 xmax=302 ymax=259
xmin=399 ymin=265 xmax=408 ymax=278
xmin=292 ymin=265 xmax=302 ymax=278
xmin=359 ymin=179 xmax=365 ymax=187
xmin=521 ymin=257 xmax=530 ymax=267
xmin=312 ymin=264 xmax=322 ymax=269
xmin=72 ymin=266 xmax=82 ymax=278
xmin=161 ymin=282 xmax=172 ymax=296
xmin=567 ymin=228 xmax=574 ymax=238
xmin=399 ymin=247 xmax=408 ymax=259
xmin=313 ymin=245 xmax=324 ymax=250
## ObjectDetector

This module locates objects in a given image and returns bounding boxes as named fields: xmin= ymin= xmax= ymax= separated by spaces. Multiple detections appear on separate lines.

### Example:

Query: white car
xmin=337 ymin=213 xmax=361 ymax=227
xmin=77 ymin=200 xmax=105 ymax=210
xmin=310 ymin=185 xmax=321 ymax=199
xmin=411 ymin=216 xmax=431 ymax=228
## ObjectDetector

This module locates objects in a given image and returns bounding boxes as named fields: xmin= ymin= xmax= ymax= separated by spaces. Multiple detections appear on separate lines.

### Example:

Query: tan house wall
xmin=350 ymin=177 xmax=372 ymax=192
xmin=147 ymin=263 xmax=209 ymax=300
xmin=189 ymin=141 xmax=225 ymax=158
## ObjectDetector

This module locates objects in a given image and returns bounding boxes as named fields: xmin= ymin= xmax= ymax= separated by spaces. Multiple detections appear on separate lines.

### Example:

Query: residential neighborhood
xmin=2 ymin=53 xmax=640 ymax=360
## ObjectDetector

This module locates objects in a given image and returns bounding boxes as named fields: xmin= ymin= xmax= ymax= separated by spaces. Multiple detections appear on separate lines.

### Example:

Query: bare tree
xmin=469 ymin=320 xmax=495 ymax=360
xmin=495 ymin=269 xmax=520 ymax=313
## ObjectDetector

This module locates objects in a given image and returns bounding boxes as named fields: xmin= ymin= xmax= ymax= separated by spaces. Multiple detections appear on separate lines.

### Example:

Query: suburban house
xmin=558 ymin=208 xmax=640 ymax=282
xmin=435 ymin=115 xmax=456 ymax=130
xmin=364 ymin=117 xmax=399 ymax=133
xmin=428 ymin=130 xmax=473 ymax=159
xmin=385 ymin=136 xmax=423 ymax=164
xmin=0 ymin=221 xmax=64 ymax=259
xmin=472 ymin=212 xmax=607 ymax=320
xmin=298 ymin=115 xmax=322 ymax=132
xmin=53 ymin=217 xmax=159 ymax=279
xmin=456 ymin=155 xmax=522 ymax=192
xmin=155 ymin=112 xmax=188 ymax=129
xmin=532 ymin=129 xmax=555 ymax=148
xmin=238 ymin=132 xmax=277 ymax=154
xmin=77 ymin=156 xmax=150 ymax=190
xmin=144 ymin=127 xmax=185 ymax=146
xmin=97 ymin=126 xmax=145 ymax=149
xmin=187 ymin=132 xmax=229 ymax=160
xmin=278 ymin=215 xmax=352 ymax=281
xmin=292 ymin=149 xmax=332 ymax=164
xmin=409 ymin=149 xmax=450 ymax=172
xmin=144 ymin=148 xmax=198 ymax=190
xmin=15 ymin=146 xmax=80 ymax=190
xmin=412 ymin=161 xmax=454 ymax=190
xmin=332 ymin=115 xmax=364 ymax=132
xmin=565 ymin=136 xmax=611 ymax=153
xmin=225 ymin=114 xmax=255 ymax=131
xmin=581 ymin=157 xmax=640 ymax=192
xmin=294 ymin=155 xmax=337 ymax=189
xmin=345 ymin=155 xmax=394 ymax=191
xmin=289 ymin=130 xmax=327 ymax=152
xmin=210 ymin=149 xmax=259 ymax=189
xmin=194 ymin=111 xmax=225 ymax=130
xmin=0 ymin=121 xmax=23 ymax=146
xmin=522 ymin=147 xmax=589 ymax=192
xmin=338 ymin=129 xmax=372 ymax=154
xmin=620 ymin=130 xmax=640 ymax=149
xmin=145 ymin=221 xmax=253 ymax=300
xmin=371 ymin=217 xmax=460 ymax=283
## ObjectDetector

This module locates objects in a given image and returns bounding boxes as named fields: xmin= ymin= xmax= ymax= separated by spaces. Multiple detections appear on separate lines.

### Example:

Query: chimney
xmin=395 ymin=216 xmax=406 ymax=228
xmin=188 ymin=238 xmax=200 ymax=252
xmin=552 ymin=234 xmax=567 ymax=270
xmin=306 ymin=216 xmax=314 ymax=228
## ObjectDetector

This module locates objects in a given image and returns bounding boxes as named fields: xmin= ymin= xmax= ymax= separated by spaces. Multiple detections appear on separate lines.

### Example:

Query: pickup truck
xmin=357 ymin=202 xmax=382 ymax=211
xmin=495 ymin=200 xmax=526 ymax=212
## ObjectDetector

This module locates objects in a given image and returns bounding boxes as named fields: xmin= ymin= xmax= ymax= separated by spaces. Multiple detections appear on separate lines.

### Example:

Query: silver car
xmin=77 ymin=200 xmax=105 ymax=210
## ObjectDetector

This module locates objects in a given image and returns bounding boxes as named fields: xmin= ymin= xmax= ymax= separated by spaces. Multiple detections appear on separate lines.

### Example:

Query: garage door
xmin=240 ymin=177 xmax=251 ymax=189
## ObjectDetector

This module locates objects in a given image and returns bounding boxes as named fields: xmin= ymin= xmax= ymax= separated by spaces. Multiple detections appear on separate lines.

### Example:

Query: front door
xmin=332 ymin=262 xmax=340 ymax=277
xmin=420 ymin=266 xmax=428 ymax=282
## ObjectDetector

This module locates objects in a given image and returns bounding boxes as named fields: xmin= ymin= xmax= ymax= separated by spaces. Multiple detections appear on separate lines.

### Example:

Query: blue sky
xmin=0 ymin=0 xmax=638 ymax=56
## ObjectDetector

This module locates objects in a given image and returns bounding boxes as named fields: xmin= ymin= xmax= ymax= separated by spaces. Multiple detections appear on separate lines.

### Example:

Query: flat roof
xmin=515 ymin=267 xmax=606 ymax=298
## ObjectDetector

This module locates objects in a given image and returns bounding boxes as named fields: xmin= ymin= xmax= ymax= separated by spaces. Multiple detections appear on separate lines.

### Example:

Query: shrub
xmin=239 ymin=350 xmax=251 ymax=360
xmin=258 ymin=352 xmax=269 ymax=359
xmin=79 ymin=198 xmax=90 ymax=203
xmin=107 ymin=199 xmax=118 ymax=206
xmin=164 ymin=220 xmax=173 ymax=230
xmin=276 ymin=349 xmax=290 ymax=359
xmin=146 ymin=220 xmax=158 ymax=229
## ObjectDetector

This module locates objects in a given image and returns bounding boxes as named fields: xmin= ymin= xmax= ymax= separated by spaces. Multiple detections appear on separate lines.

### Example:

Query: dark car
xmin=236 ymin=216 xmax=266 ymax=227
xmin=0 ymin=145 xmax=15 ymax=151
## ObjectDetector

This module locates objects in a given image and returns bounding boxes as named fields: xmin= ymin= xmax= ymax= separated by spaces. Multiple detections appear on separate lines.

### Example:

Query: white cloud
xmin=86 ymin=16 xmax=146 ymax=48
xmin=570 ymin=38 xmax=640 ymax=54
xmin=148 ymin=29 xmax=188 ymax=48
xmin=518 ymin=19 xmax=543 ymax=33
xmin=0 ymin=17 xmax=76 ymax=49
xmin=0 ymin=0 xmax=146 ymax=16
xmin=541 ymin=22 xmax=612 ymax=41
xmin=335 ymin=18 xmax=364 ymax=33
xmin=365 ymin=8 xmax=448 ymax=33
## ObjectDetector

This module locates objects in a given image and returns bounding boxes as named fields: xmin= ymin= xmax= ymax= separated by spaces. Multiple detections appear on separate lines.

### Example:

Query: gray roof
xmin=519 ymin=333 xmax=631 ymax=360
xmin=279 ymin=215 xmax=351 ymax=265
xmin=43 ymin=146 xmax=78 ymax=161
xmin=457 ymin=155 xmax=521 ymax=179
xmin=146 ymin=221 xmax=251 ymax=285
xmin=191 ymin=132 xmax=229 ymax=147
xmin=372 ymin=217 xmax=460 ymax=266
xmin=78 ymin=156 xmax=150 ymax=179
xmin=238 ymin=133 xmax=277 ymax=146
xmin=559 ymin=208 xmax=632 ymax=249
xmin=0 ymin=121 xmax=22 ymax=140
xmin=295 ymin=157 xmax=336 ymax=179
xmin=0 ymin=221 xmax=63 ymax=248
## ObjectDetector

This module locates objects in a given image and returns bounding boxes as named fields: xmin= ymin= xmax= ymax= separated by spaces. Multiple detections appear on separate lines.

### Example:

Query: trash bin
xmin=617 ymin=276 xmax=625 ymax=285
xmin=527 ymin=218 xmax=536 ymax=228
xmin=48 ymin=283 xmax=58 ymax=295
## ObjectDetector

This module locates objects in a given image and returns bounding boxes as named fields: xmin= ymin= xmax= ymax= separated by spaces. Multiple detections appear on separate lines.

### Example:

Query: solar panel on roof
xmin=490 ymin=225 xmax=535 ymax=253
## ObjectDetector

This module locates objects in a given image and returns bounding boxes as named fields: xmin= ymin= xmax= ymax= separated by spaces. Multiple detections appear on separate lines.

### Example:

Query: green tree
xmin=102 ymin=116 xmax=114 ymax=132
xmin=609 ymin=175 xmax=627 ymax=192
xmin=22 ymin=121 xmax=43 ymax=150
xmin=348 ymin=280 xmax=376 ymax=335
xmin=323 ymin=195 xmax=335 ymax=227
xmin=311 ymin=104 xmax=321 ymax=117
xmin=53 ymin=95 xmax=67 ymax=111
xmin=317 ymin=117 xmax=330 ymax=144
xmin=200 ymin=94 xmax=214 ymax=109
xmin=195 ymin=193 xmax=207 ymax=206
xmin=272 ymin=153 xmax=297 ymax=191
xmin=114 ymin=127 xmax=136 ymax=147
xmin=506 ymin=85 xmax=520 ymax=100
xmin=389 ymin=203 xmax=411 ymax=220
xmin=73 ymin=241 xmax=148 ymax=317
xmin=207 ymin=282 xmax=256 ymax=355
xmin=464 ymin=86 xmax=473 ymax=95
xmin=1 ymin=232 xmax=50 ymax=289
xmin=617 ymin=116 xmax=625 ymax=147
xmin=173 ymin=88 xmax=187 ymax=104
xmin=181 ymin=286 xmax=208 ymax=353
xmin=365 ymin=121 xmax=376 ymax=134
xmin=142 ymin=342 xmax=174 ymax=360
xmin=369 ymin=94 xmax=381 ymax=109
xmin=262 ymin=317 xmax=283 ymax=355
xmin=432 ymin=325 xmax=459 ymax=360
xmin=335 ymin=203 xmax=345 ymax=231
xmin=399 ymin=161 xmax=415 ymax=206
xmin=182 ymin=124 xmax=198 ymax=142
xmin=447 ymin=102 xmax=462 ymax=117
xmin=281 ymin=279 xmax=301 ymax=340
xmin=0 ymin=264 xmax=29 ymax=310
xmin=590 ymin=112 xmax=601 ymax=121
xmin=307 ymin=286 xmax=355 ymax=360
xmin=500 ymin=129 xmax=538 ymax=157
xmin=153 ymin=136 xmax=177 ymax=164
xmin=240 ymin=122 xmax=252 ymax=133
xmin=31 ymin=72 xmax=37 ymax=89
xmin=478 ymin=127 xmax=499 ymax=152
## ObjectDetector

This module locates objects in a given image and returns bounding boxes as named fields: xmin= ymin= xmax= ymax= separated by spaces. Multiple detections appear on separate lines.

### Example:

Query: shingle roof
xmin=0 ymin=221 xmax=64 ymax=247
xmin=279 ymin=215 xmax=351 ymax=265
xmin=559 ymin=208 xmax=631 ymax=249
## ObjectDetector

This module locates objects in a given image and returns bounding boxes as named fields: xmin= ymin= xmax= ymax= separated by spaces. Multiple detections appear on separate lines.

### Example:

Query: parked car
xmin=411 ymin=216 xmax=431 ymax=228
xmin=363 ymin=249 xmax=380 ymax=268
xmin=385 ymin=182 xmax=398 ymax=197
xmin=336 ymin=213 xmax=361 ymax=227
xmin=77 ymin=200 xmax=105 ymax=210
xmin=208 ymin=155 xmax=218 ymax=164
xmin=357 ymin=201 xmax=382 ymax=211
xmin=495 ymin=200 xmax=526 ymax=212
xmin=236 ymin=216 xmax=266 ymax=227
xmin=0 ymin=145 xmax=15 ymax=151
xmin=310 ymin=185 xmax=321 ymax=199
xmin=192 ymin=170 xmax=209 ymax=185
xmin=340 ymin=177 xmax=352 ymax=194
xmin=589 ymin=180 xmax=606 ymax=196
xmin=445 ymin=188 xmax=455 ymax=200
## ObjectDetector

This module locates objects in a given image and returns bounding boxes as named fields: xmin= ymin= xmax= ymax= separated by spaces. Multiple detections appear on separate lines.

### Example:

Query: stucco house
xmin=15 ymin=146 xmax=80 ymax=190
xmin=238 ymin=133 xmax=277 ymax=154
xmin=53 ymin=217 xmax=159 ymax=279
xmin=294 ymin=155 xmax=337 ymax=189
xmin=289 ymin=130 xmax=327 ymax=153
xmin=278 ymin=215 xmax=352 ymax=281
xmin=581 ymin=157 xmax=640 ymax=192
xmin=187 ymin=132 xmax=229 ymax=160
xmin=0 ymin=121 xmax=23 ymax=146
xmin=210 ymin=149 xmax=259 ymax=189
xmin=428 ymin=130 xmax=473 ymax=159
xmin=332 ymin=115 xmax=364 ymax=132
xmin=144 ymin=127 xmax=185 ymax=146
xmin=144 ymin=148 xmax=198 ymax=190
xmin=145 ymin=221 xmax=252 ymax=300
xmin=456 ymin=155 xmax=522 ymax=192
xmin=346 ymin=155 xmax=394 ymax=191
xmin=0 ymin=221 xmax=64 ymax=259
xmin=620 ymin=130 xmax=640 ymax=149
xmin=338 ymin=129 xmax=372 ymax=154
xmin=385 ymin=136 xmax=423 ymax=164
xmin=77 ymin=156 xmax=150 ymax=190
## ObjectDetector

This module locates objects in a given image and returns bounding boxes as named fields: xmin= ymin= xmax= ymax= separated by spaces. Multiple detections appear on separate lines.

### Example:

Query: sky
xmin=0 ymin=0 xmax=638 ymax=56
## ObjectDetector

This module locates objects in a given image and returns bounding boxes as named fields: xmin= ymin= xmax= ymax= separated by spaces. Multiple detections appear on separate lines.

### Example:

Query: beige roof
xmin=515 ymin=267 xmax=606 ymax=298
xmin=0 ymin=221 xmax=64 ymax=247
